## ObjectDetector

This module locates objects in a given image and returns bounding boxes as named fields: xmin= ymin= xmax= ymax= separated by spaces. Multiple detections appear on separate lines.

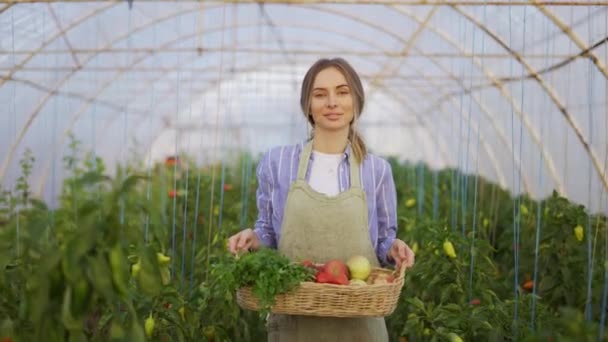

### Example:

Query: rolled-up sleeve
xmin=253 ymin=150 xmax=277 ymax=248
xmin=376 ymin=160 xmax=397 ymax=266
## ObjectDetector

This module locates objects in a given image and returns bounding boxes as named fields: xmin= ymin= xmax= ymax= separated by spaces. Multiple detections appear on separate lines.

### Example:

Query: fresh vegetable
xmin=447 ymin=332 xmax=464 ymax=342
xmin=156 ymin=253 xmax=171 ymax=266
xmin=574 ymin=225 xmax=584 ymax=242
xmin=315 ymin=259 xmax=349 ymax=285
xmin=217 ymin=248 xmax=315 ymax=314
xmin=443 ymin=240 xmax=457 ymax=259
xmin=144 ymin=313 xmax=155 ymax=338
xmin=346 ymin=255 xmax=371 ymax=281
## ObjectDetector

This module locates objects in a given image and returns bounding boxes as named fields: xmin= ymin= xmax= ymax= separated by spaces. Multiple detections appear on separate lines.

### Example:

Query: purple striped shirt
xmin=252 ymin=141 xmax=398 ymax=266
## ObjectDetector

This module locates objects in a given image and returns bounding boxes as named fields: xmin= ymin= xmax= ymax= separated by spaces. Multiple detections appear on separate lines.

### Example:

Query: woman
xmin=228 ymin=57 xmax=415 ymax=341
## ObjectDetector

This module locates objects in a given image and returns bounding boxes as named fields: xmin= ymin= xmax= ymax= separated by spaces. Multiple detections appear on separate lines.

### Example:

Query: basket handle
xmin=396 ymin=261 xmax=407 ymax=279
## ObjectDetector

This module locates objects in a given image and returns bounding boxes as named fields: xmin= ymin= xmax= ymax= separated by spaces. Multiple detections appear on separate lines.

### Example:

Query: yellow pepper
xmin=447 ymin=333 xmax=464 ymax=342
xmin=131 ymin=260 xmax=141 ymax=278
xmin=144 ymin=313 xmax=155 ymax=338
xmin=157 ymin=252 xmax=171 ymax=266
xmin=574 ymin=225 xmax=584 ymax=242
xmin=443 ymin=240 xmax=457 ymax=259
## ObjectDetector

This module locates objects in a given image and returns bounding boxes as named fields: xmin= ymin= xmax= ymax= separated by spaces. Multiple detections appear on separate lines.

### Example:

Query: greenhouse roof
xmin=0 ymin=0 xmax=606 ymax=212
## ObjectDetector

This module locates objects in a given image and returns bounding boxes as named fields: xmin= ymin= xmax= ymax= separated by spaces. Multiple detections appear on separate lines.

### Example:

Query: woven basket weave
xmin=236 ymin=264 xmax=406 ymax=318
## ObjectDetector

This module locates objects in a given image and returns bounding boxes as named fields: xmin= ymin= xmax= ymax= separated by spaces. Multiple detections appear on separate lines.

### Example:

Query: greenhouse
xmin=0 ymin=0 xmax=607 ymax=341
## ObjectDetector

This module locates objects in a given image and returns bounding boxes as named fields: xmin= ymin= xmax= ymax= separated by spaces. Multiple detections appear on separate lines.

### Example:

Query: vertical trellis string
xmin=10 ymin=6 xmax=19 ymax=255
xmin=530 ymin=4 xmax=552 ymax=330
xmin=205 ymin=4 xmax=228 ymax=282
xmin=584 ymin=3 xmax=595 ymax=321
xmin=600 ymin=8 xmax=608 ymax=337
xmin=189 ymin=1 xmax=205 ymax=295
xmin=467 ymin=0 xmax=486 ymax=304
xmin=180 ymin=6 xmax=201 ymax=291
xmin=509 ymin=3 xmax=528 ymax=337
xmin=143 ymin=2 xmax=159 ymax=243
xmin=170 ymin=7 xmax=183 ymax=279
xmin=119 ymin=6 xmax=133 ymax=226
xmin=461 ymin=4 xmax=478 ymax=238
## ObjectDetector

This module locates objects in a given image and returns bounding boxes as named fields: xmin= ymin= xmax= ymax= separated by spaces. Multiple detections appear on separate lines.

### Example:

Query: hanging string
xmin=462 ymin=8 xmax=478 ymax=238
xmin=509 ymin=3 xmax=528 ymax=337
xmin=584 ymin=3 xmax=595 ymax=321
xmin=11 ymin=6 xmax=19 ymax=256
xmin=600 ymin=11 xmax=608 ymax=337
xmin=91 ymin=11 xmax=101 ymax=222
xmin=451 ymin=13 xmax=465 ymax=233
xmin=180 ymin=7 xmax=200 ymax=292
xmin=239 ymin=151 xmax=248 ymax=228
xmin=216 ymin=3 xmax=239 ymax=235
xmin=205 ymin=4 xmax=228 ymax=282
xmin=189 ymin=1 xmax=205 ymax=295
xmin=467 ymin=0 xmax=486 ymax=304
xmin=143 ymin=2 xmax=159 ymax=243
xmin=45 ymin=8 xmax=57 ymax=233
xmin=417 ymin=163 xmax=424 ymax=216
xmin=170 ymin=5 xmax=183 ymax=279
xmin=530 ymin=5 xmax=552 ymax=330
xmin=457 ymin=11 xmax=469 ymax=235
xmin=119 ymin=6 xmax=133 ymax=226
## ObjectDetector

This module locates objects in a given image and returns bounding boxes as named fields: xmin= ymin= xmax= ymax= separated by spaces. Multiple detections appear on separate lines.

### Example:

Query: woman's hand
xmin=227 ymin=228 xmax=261 ymax=255
xmin=388 ymin=239 xmax=415 ymax=269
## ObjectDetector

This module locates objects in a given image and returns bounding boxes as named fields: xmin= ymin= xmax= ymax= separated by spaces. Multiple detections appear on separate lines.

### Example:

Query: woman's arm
xmin=375 ymin=159 xmax=398 ymax=266
xmin=252 ymin=150 xmax=277 ymax=248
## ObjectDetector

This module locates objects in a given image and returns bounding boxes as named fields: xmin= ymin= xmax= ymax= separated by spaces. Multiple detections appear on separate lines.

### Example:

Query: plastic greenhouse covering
xmin=0 ymin=0 xmax=608 ymax=340
xmin=0 ymin=1 xmax=605 ymax=212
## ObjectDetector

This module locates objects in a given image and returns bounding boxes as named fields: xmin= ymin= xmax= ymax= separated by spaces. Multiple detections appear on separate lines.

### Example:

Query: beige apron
xmin=267 ymin=141 xmax=389 ymax=342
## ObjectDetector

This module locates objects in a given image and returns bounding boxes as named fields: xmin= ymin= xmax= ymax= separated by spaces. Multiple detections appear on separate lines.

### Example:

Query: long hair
xmin=299 ymin=57 xmax=367 ymax=164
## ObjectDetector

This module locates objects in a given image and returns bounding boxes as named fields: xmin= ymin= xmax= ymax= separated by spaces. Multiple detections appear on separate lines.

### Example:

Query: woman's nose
xmin=327 ymin=93 xmax=337 ymax=107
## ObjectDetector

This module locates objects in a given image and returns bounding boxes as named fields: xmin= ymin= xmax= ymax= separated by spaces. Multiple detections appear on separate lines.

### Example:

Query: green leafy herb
xmin=214 ymin=248 xmax=315 ymax=315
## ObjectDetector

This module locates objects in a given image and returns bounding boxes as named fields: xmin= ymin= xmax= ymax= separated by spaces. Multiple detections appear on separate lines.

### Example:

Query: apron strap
xmin=349 ymin=153 xmax=361 ymax=189
xmin=297 ymin=140 xmax=362 ymax=189
xmin=297 ymin=141 xmax=314 ymax=181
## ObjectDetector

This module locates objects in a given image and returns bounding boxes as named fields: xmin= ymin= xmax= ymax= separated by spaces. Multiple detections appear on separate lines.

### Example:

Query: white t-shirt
xmin=309 ymin=150 xmax=342 ymax=196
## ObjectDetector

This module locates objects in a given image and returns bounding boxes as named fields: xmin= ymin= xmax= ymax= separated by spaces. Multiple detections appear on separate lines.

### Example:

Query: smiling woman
xmin=300 ymin=58 xmax=365 ymax=163
xmin=227 ymin=57 xmax=415 ymax=341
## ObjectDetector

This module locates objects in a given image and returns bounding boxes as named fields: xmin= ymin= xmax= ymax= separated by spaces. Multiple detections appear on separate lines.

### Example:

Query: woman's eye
xmin=314 ymin=93 xmax=325 ymax=98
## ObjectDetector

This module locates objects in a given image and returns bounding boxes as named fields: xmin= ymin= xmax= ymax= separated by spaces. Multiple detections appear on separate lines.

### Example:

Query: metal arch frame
xmin=0 ymin=47 xmax=584 ymax=60
xmin=39 ymin=15 xmax=506 ymax=192
xmin=2 ymin=0 xmax=607 ymax=6
xmin=304 ymin=4 xmax=532 ymax=188
xmin=534 ymin=1 xmax=608 ymax=79
xmin=64 ymin=5 xmax=516 ymax=190
xmin=387 ymin=4 xmax=566 ymax=194
xmin=21 ymin=4 xmax=508 ymax=195
xmin=0 ymin=3 xmax=12 ymax=13
xmin=0 ymin=3 xmax=223 ymax=182
xmin=410 ymin=40 xmax=532 ymax=192
xmin=91 ymin=43 xmax=505 ymax=191
xmin=5 ymin=0 xmax=600 ymax=192
xmin=452 ymin=5 xmax=608 ymax=193
xmin=345 ymin=3 xmax=513 ymax=189
xmin=0 ymin=2 xmax=118 ymax=89
xmin=33 ymin=26 xmax=459 ymax=194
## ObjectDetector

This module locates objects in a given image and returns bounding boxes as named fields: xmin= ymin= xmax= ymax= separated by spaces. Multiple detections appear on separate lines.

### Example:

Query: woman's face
xmin=309 ymin=67 xmax=354 ymax=134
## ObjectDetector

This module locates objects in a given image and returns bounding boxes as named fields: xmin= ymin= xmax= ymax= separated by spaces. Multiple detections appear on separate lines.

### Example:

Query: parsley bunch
xmin=229 ymin=248 xmax=315 ymax=314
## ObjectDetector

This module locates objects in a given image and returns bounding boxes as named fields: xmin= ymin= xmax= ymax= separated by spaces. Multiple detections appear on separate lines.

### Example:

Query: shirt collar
xmin=304 ymin=140 xmax=352 ymax=161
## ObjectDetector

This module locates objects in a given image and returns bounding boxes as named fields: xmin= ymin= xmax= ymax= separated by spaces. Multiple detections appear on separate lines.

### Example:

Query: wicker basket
xmin=236 ymin=264 xmax=406 ymax=318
